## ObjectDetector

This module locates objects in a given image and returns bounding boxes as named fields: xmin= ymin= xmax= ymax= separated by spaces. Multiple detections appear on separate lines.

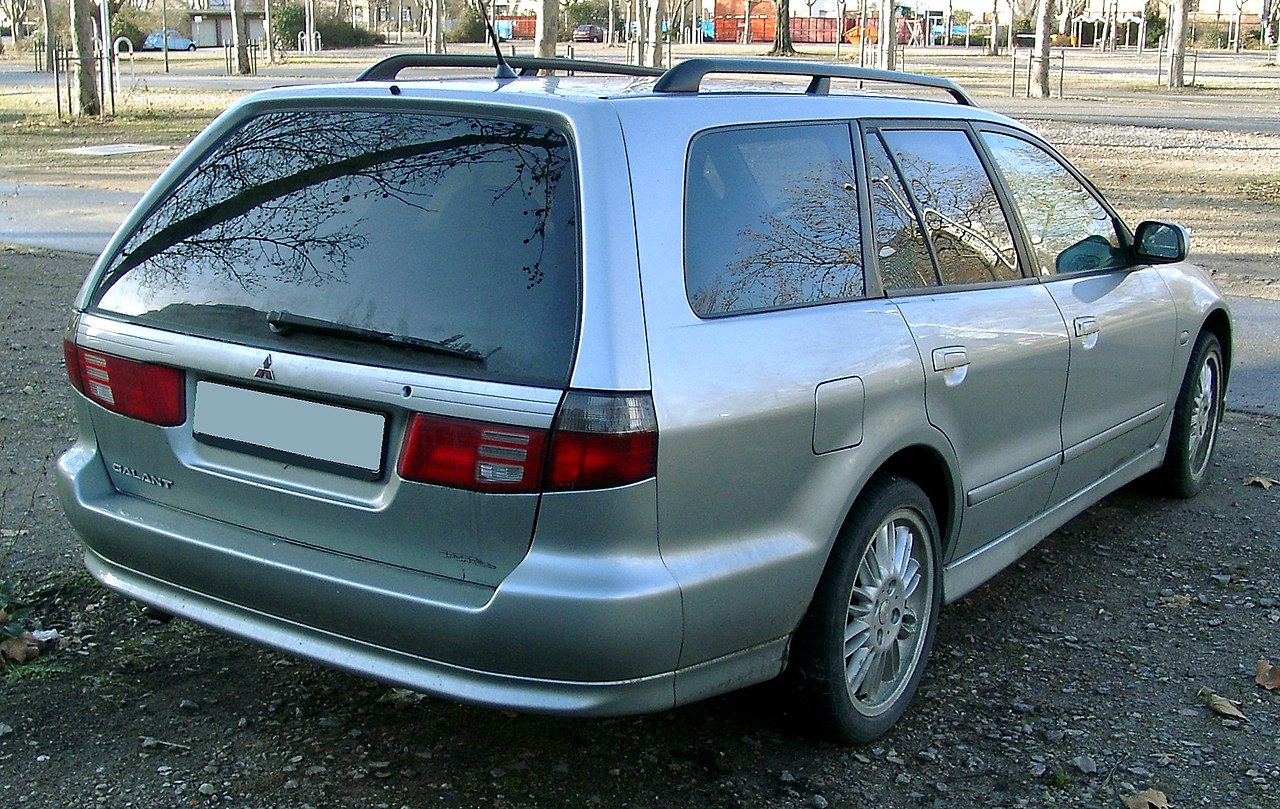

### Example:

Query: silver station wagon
xmin=58 ymin=55 xmax=1231 ymax=743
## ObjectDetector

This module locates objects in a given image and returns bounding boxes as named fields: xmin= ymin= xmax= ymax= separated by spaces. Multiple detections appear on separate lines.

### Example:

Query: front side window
xmin=685 ymin=123 xmax=862 ymax=317
xmin=981 ymin=131 xmax=1126 ymax=276
xmin=879 ymin=128 xmax=1020 ymax=286
xmin=91 ymin=108 xmax=580 ymax=388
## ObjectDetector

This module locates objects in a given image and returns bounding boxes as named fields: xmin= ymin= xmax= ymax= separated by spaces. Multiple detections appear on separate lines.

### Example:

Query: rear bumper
xmin=57 ymin=441 xmax=702 ymax=716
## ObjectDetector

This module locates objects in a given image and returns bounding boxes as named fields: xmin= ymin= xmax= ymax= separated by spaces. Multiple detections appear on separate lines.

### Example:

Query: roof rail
xmin=651 ymin=58 xmax=977 ymax=106
xmin=357 ymin=54 xmax=664 ymax=82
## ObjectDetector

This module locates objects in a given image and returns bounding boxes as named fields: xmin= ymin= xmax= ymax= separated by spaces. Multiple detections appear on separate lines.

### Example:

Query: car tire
xmin=187 ymin=44 xmax=196 ymax=51
xmin=791 ymin=474 xmax=942 ymax=744
xmin=1155 ymin=332 xmax=1224 ymax=498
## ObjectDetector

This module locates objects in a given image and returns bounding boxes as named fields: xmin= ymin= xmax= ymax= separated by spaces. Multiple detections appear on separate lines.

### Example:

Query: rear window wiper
xmin=267 ymin=311 xmax=485 ymax=362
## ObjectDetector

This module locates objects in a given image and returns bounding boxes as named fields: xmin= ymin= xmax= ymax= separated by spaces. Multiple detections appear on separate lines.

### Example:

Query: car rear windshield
xmin=90 ymin=107 xmax=581 ymax=388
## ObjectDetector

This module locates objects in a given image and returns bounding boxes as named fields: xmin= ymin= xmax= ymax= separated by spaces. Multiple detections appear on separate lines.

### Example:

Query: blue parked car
xmin=143 ymin=29 xmax=196 ymax=51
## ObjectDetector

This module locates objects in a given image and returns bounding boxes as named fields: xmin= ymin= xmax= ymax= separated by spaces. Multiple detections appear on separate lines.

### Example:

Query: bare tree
xmin=878 ymin=0 xmax=895 ymax=67
xmin=644 ymin=0 xmax=663 ymax=66
xmin=1167 ymin=0 xmax=1187 ymax=86
xmin=988 ymin=0 xmax=999 ymax=54
xmin=535 ymin=0 xmax=558 ymax=56
xmin=770 ymin=0 xmax=796 ymax=54
xmin=1030 ymin=0 xmax=1052 ymax=95
xmin=0 ymin=0 xmax=31 ymax=47
xmin=69 ymin=0 xmax=99 ymax=116
xmin=39 ymin=0 xmax=53 ymax=72
xmin=1232 ymin=0 xmax=1244 ymax=51
xmin=230 ymin=0 xmax=251 ymax=73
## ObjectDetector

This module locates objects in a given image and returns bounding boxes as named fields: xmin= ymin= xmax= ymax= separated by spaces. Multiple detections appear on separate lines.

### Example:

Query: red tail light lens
xmin=398 ymin=392 xmax=657 ymax=494
xmin=398 ymin=414 xmax=549 ymax=493
xmin=546 ymin=392 xmax=657 ymax=491
xmin=64 ymin=340 xmax=186 ymax=426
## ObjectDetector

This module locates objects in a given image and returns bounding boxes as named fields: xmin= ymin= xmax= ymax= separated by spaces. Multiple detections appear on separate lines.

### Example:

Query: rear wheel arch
xmin=875 ymin=445 xmax=958 ymax=559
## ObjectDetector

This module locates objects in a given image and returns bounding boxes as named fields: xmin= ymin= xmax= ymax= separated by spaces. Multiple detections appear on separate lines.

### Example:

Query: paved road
xmin=0 ymin=182 xmax=139 ymax=255
xmin=1225 ymin=295 xmax=1280 ymax=416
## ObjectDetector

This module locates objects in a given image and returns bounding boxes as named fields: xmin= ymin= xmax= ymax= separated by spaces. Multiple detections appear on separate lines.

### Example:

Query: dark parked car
xmin=58 ymin=55 xmax=1230 ymax=744
xmin=572 ymin=23 xmax=605 ymax=42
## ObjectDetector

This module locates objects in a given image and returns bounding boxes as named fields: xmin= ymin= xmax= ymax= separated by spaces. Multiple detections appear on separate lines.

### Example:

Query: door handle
xmin=932 ymin=346 xmax=969 ymax=372
xmin=1073 ymin=316 xmax=1100 ymax=350
xmin=1074 ymin=316 xmax=1100 ymax=338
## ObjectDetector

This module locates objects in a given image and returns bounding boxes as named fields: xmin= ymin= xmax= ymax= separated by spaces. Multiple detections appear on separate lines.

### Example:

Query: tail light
xmin=398 ymin=391 xmax=657 ymax=493
xmin=63 ymin=340 xmax=186 ymax=426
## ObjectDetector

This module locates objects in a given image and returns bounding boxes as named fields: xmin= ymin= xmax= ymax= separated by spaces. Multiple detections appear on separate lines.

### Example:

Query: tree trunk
xmin=1168 ymin=0 xmax=1187 ymax=87
xmin=645 ymin=0 xmax=663 ymax=66
xmin=878 ymin=0 xmax=895 ymax=68
xmin=431 ymin=0 xmax=443 ymax=52
xmin=989 ymin=0 xmax=999 ymax=54
xmin=264 ymin=0 xmax=274 ymax=63
xmin=1006 ymin=0 xmax=1014 ymax=51
xmin=607 ymin=0 xmax=614 ymax=45
xmin=1030 ymin=0 xmax=1052 ymax=96
xmin=41 ymin=0 xmax=55 ymax=73
xmin=535 ymin=0 xmax=558 ymax=57
xmin=230 ymin=0 xmax=251 ymax=73
xmin=69 ymin=0 xmax=99 ymax=116
xmin=770 ymin=0 xmax=795 ymax=54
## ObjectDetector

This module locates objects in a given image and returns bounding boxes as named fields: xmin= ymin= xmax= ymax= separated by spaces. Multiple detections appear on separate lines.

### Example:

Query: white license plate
xmin=193 ymin=382 xmax=386 ymax=477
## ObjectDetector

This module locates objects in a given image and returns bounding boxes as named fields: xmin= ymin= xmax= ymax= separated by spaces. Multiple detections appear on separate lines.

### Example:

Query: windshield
xmin=92 ymin=107 xmax=581 ymax=388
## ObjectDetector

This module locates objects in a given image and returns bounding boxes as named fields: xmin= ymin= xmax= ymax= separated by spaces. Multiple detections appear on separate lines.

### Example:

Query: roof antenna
xmin=476 ymin=0 xmax=517 ymax=80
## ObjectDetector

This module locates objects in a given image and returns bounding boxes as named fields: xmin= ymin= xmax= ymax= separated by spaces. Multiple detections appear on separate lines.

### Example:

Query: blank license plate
xmin=193 ymin=381 xmax=386 ymax=477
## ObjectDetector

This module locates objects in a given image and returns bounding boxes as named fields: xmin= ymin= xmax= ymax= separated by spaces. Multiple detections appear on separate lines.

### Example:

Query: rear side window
xmin=879 ymin=128 xmax=1020 ymax=286
xmin=864 ymin=132 xmax=937 ymax=290
xmin=91 ymin=109 xmax=580 ymax=388
xmin=684 ymin=123 xmax=863 ymax=317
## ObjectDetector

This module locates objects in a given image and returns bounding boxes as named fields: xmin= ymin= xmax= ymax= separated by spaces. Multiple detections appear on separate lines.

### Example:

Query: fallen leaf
xmin=0 ymin=632 xmax=43 ymax=665
xmin=1243 ymin=475 xmax=1280 ymax=490
xmin=1197 ymin=686 xmax=1248 ymax=721
xmin=0 ymin=609 xmax=8 ymax=626
xmin=1257 ymin=659 xmax=1280 ymax=691
xmin=1123 ymin=789 xmax=1170 ymax=809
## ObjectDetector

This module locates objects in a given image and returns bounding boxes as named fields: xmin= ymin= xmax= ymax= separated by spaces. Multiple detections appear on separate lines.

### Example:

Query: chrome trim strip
xmin=1061 ymin=404 xmax=1165 ymax=465
xmin=966 ymin=453 xmax=1060 ymax=507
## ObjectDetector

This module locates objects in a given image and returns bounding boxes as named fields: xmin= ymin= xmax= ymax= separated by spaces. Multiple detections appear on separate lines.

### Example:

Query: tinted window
xmin=981 ymin=131 xmax=1126 ymax=275
xmin=864 ymin=132 xmax=937 ymax=290
xmin=880 ymin=129 xmax=1020 ymax=285
xmin=92 ymin=109 xmax=580 ymax=388
xmin=685 ymin=124 xmax=862 ymax=316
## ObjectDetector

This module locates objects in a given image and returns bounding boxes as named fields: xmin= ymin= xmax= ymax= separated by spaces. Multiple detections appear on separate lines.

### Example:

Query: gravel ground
xmin=1 ymin=110 xmax=1278 ymax=808
xmin=1 ymin=244 xmax=1278 ymax=808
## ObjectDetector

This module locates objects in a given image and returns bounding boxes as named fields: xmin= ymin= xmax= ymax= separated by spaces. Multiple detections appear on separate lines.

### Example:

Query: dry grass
xmin=1 ymin=83 xmax=240 ymax=193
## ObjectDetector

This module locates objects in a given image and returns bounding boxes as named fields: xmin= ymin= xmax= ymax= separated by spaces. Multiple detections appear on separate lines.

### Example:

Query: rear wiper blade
xmin=267 ymin=311 xmax=485 ymax=362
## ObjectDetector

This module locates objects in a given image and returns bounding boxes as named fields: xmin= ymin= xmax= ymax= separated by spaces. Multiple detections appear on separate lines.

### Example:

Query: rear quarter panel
xmin=615 ymin=97 xmax=957 ymax=669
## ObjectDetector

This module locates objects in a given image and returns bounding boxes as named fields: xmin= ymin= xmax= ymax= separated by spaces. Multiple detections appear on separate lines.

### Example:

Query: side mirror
xmin=1134 ymin=220 xmax=1189 ymax=264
